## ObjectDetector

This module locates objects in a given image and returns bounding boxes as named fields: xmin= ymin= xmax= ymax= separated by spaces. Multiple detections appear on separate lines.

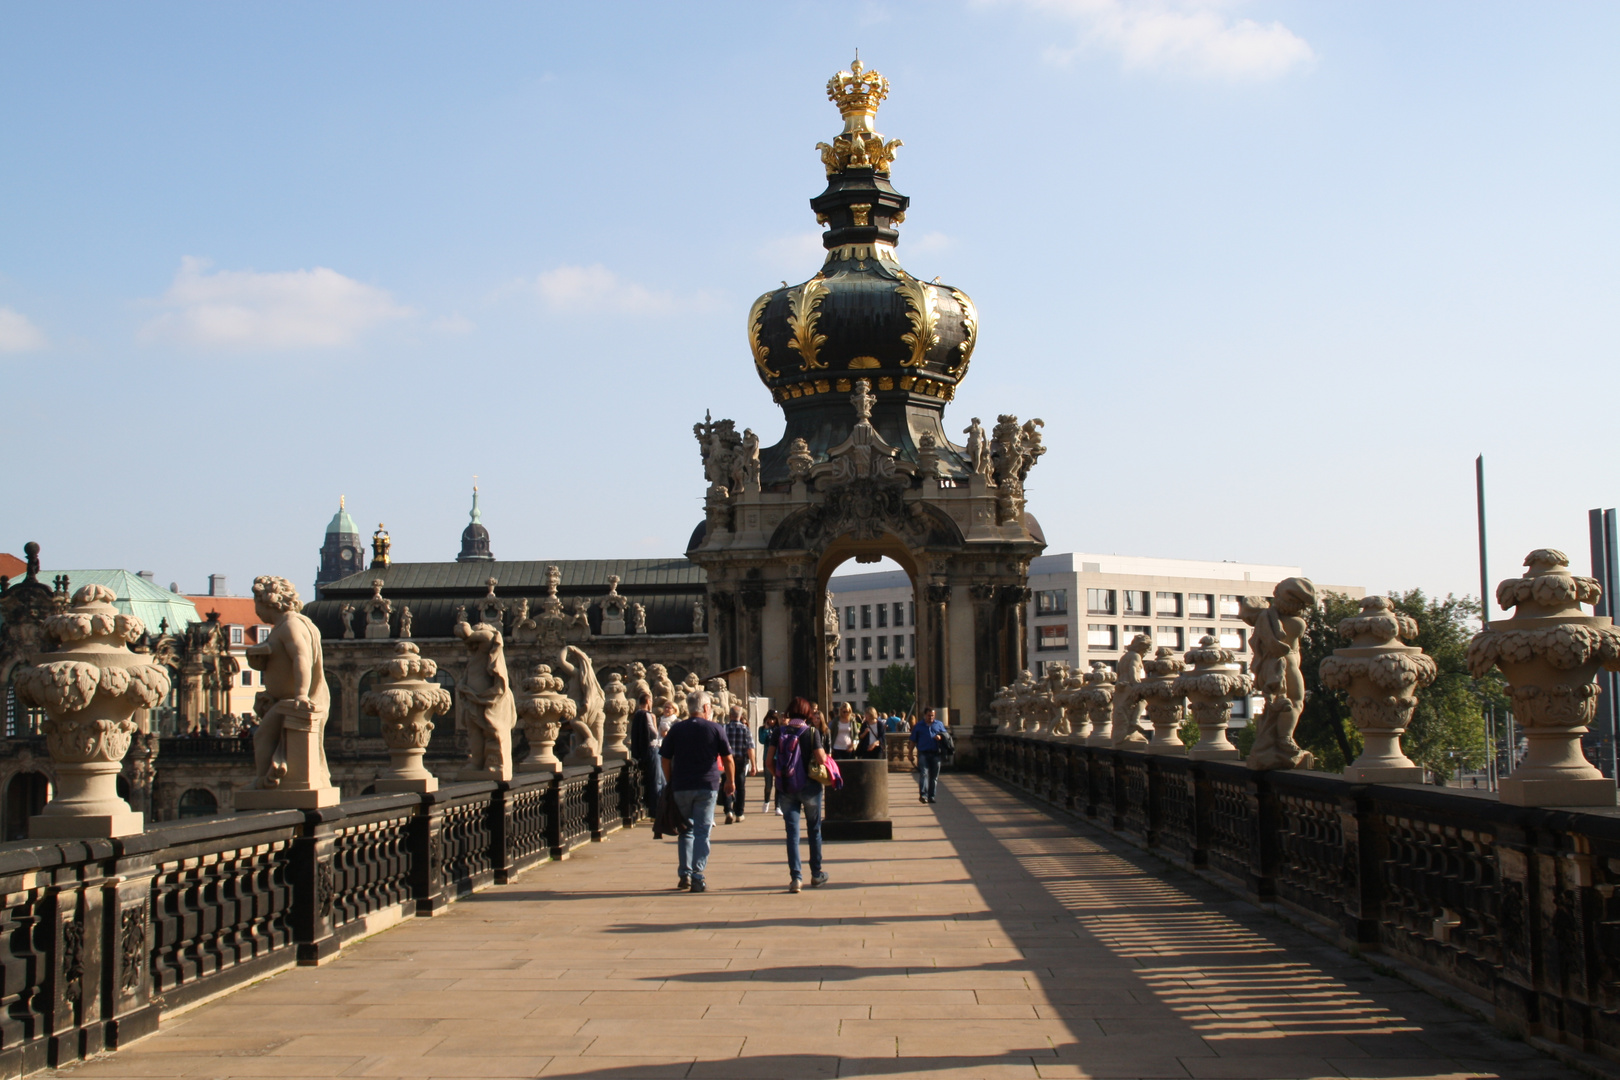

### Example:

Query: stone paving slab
xmin=50 ymin=776 xmax=1589 ymax=1080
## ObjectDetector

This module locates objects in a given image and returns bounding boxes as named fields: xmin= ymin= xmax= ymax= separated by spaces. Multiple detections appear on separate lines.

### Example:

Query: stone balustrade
xmin=0 ymin=759 xmax=643 ymax=1077
xmin=986 ymin=733 xmax=1620 ymax=1067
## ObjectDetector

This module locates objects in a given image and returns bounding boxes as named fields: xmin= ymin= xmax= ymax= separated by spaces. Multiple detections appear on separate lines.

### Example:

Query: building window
xmin=910 ymin=634 xmax=915 ymax=657
xmin=846 ymin=638 xmax=856 ymax=661
xmin=241 ymin=671 xmax=253 ymax=686
xmin=256 ymin=626 xmax=271 ymax=643
xmin=877 ymin=604 xmax=888 ymax=628
xmin=1086 ymin=589 xmax=1115 ymax=615
xmin=909 ymin=601 xmax=915 ymax=626
xmin=1087 ymin=624 xmax=1117 ymax=651
xmin=1156 ymin=625 xmax=1183 ymax=650
xmin=229 ymin=626 xmax=244 ymax=645
xmin=1123 ymin=624 xmax=1151 ymax=647
xmin=873 ymin=666 xmax=884 ymax=685
xmin=1187 ymin=593 xmax=1214 ymax=618
xmin=1220 ymin=595 xmax=1243 ymax=619
xmin=861 ymin=637 xmax=872 ymax=660
xmin=1219 ymin=627 xmax=1246 ymax=651
xmin=1037 ymin=624 xmax=1069 ymax=651
xmin=846 ymin=606 xmax=856 ymax=630
xmin=1189 ymin=626 xmax=1217 ymax=647
xmin=862 ymin=669 xmax=871 ymax=691
xmin=1035 ymin=589 xmax=1067 ymax=615
xmin=1124 ymin=591 xmax=1149 ymax=617
xmin=846 ymin=670 xmax=857 ymax=693
xmin=1155 ymin=592 xmax=1182 ymax=617
xmin=1232 ymin=694 xmax=1250 ymax=719
xmin=878 ymin=637 xmax=889 ymax=660
xmin=893 ymin=602 xmax=904 ymax=627
xmin=894 ymin=634 xmax=905 ymax=659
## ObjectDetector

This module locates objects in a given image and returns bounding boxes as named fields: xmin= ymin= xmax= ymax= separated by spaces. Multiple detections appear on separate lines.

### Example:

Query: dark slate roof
xmin=319 ymin=558 xmax=704 ymax=597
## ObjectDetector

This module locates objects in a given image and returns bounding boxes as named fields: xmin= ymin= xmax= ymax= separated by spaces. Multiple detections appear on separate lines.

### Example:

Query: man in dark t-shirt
xmin=659 ymin=690 xmax=734 ymax=893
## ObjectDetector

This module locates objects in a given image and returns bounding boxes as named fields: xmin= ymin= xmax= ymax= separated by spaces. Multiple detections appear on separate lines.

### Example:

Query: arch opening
xmin=3 ymin=772 xmax=50 ymax=841
xmin=177 ymin=788 xmax=219 ymax=819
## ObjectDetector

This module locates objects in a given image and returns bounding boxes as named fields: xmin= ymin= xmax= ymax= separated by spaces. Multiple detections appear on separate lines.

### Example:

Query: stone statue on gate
xmin=555 ymin=645 xmax=605 ymax=766
xmin=1242 ymin=578 xmax=1317 ymax=771
xmin=453 ymin=616 xmax=516 ymax=780
xmin=692 ymin=598 xmax=705 ymax=634
xmin=1111 ymin=633 xmax=1152 ymax=748
xmin=236 ymin=575 xmax=339 ymax=808
xmin=990 ymin=684 xmax=1018 ymax=731
xmin=631 ymin=602 xmax=646 ymax=634
xmin=677 ymin=672 xmax=702 ymax=718
xmin=963 ymin=417 xmax=988 ymax=477
xmin=362 ymin=579 xmax=392 ymax=639
xmin=649 ymin=663 xmax=677 ymax=714
xmin=598 ymin=575 xmax=630 ymax=635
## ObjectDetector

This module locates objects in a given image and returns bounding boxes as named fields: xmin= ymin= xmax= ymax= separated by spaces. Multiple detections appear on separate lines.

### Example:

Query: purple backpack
xmin=776 ymin=722 xmax=811 ymax=794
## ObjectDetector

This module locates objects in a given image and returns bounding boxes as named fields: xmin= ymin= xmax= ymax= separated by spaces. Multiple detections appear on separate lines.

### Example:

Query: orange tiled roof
xmin=0 ymin=553 xmax=26 ymax=579
xmin=184 ymin=596 xmax=268 ymax=628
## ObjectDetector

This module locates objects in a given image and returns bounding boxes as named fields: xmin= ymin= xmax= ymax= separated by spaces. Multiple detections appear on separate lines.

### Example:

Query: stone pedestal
xmin=13 ymin=584 xmax=170 ymax=838
xmin=823 ymin=759 xmax=892 ymax=841
xmin=1469 ymin=549 xmax=1620 ymax=807
xmin=1176 ymin=637 xmax=1251 ymax=762
xmin=362 ymin=642 xmax=451 ymax=793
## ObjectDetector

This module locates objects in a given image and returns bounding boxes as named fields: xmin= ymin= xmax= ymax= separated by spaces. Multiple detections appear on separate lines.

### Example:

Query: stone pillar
xmin=924 ymin=583 xmax=951 ymax=713
xmin=740 ymin=585 xmax=766 ymax=694
xmin=1175 ymin=636 xmax=1251 ymax=761
xmin=1320 ymin=598 xmax=1434 ymax=782
xmin=1137 ymin=647 xmax=1188 ymax=756
xmin=970 ymin=584 xmax=998 ymax=734
xmin=999 ymin=585 xmax=1031 ymax=690
xmin=1468 ymin=549 xmax=1620 ymax=806
xmin=361 ymin=642 xmax=451 ymax=793
xmin=13 ymin=584 xmax=166 ymax=838
xmin=786 ymin=586 xmax=818 ymax=704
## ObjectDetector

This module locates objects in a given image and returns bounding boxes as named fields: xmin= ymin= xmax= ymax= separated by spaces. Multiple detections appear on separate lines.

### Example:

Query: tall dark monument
xmin=685 ymin=58 xmax=1049 ymax=755
xmin=315 ymin=497 xmax=363 ymax=598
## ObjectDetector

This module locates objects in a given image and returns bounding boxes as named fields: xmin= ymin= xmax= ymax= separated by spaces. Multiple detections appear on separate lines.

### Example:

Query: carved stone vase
xmin=1174 ymin=636 xmax=1252 ymax=761
xmin=515 ymin=664 xmax=576 ymax=774
xmin=360 ymin=642 xmax=451 ymax=792
xmin=1319 ymin=597 xmax=1435 ymax=783
xmin=601 ymin=673 xmax=632 ymax=761
xmin=1136 ymin=647 xmax=1188 ymax=756
xmin=13 ymin=584 xmax=169 ymax=837
xmin=1080 ymin=663 xmax=1116 ymax=746
xmin=1057 ymin=669 xmax=1089 ymax=740
xmin=1468 ymin=549 xmax=1620 ymax=807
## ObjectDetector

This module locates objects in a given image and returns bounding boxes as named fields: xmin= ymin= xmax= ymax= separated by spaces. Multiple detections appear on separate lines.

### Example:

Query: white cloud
xmin=530 ymin=264 xmax=686 ymax=316
xmin=0 ymin=307 xmax=46 ymax=352
xmin=1020 ymin=0 xmax=1314 ymax=80
xmin=140 ymin=256 xmax=412 ymax=349
xmin=908 ymin=231 xmax=954 ymax=254
xmin=430 ymin=313 xmax=476 ymax=335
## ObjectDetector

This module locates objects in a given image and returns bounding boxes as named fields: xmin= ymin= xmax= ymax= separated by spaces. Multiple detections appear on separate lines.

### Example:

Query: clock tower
xmin=316 ymin=496 xmax=363 ymax=598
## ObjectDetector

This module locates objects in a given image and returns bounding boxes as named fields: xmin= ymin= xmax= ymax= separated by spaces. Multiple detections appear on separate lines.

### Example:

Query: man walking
xmin=910 ymin=706 xmax=947 ymax=804
xmin=628 ymin=691 xmax=661 ymax=825
xmin=723 ymin=704 xmax=756 ymax=824
xmin=659 ymin=690 xmax=734 ymax=893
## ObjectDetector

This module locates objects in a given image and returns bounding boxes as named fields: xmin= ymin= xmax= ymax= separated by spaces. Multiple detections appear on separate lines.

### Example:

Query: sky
xmin=2 ymin=1 xmax=1616 ymax=617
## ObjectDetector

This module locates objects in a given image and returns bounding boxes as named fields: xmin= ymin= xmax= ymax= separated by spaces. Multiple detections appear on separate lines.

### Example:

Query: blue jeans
xmin=780 ymin=787 xmax=823 ymax=881
xmin=918 ymin=750 xmax=942 ymax=799
xmin=673 ymin=788 xmax=717 ymax=883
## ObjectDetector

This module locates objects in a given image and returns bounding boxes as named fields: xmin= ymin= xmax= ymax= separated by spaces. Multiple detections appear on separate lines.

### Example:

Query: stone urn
xmin=601 ymin=672 xmax=632 ymax=760
xmin=360 ymin=642 xmax=451 ymax=793
xmin=1468 ymin=548 xmax=1620 ymax=806
xmin=515 ymin=664 xmax=576 ymax=774
xmin=1136 ymin=647 xmax=1188 ymax=756
xmin=1080 ymin=663 xmax=1116 ymax=746
xmin=1319 ymin=598 xmax=1435 ymax=783
xmin=13 ymin=584 xmax=169 ymax=837
xmin=1057 ymin=668 xmax=1089 ymax=740
xmin=1174 ymin=636 xmax=1252 ymax=761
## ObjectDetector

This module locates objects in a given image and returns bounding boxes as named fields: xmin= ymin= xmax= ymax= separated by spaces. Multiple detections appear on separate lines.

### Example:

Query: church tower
xmin=316 ymin=496 xmax=363 ymax=597
xmin=456 ymin=487 xmax=495 ymax=562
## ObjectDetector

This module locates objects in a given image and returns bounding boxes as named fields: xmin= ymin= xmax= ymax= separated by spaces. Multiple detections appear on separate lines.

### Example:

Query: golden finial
xmin=816 ymin=54 xmax=903 ymax=176
xmin=340 ymin=494 xmax=345 ymax=509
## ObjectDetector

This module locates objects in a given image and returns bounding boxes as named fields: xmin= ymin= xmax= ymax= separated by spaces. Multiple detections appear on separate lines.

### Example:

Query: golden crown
xmin=826 ymin=56 xmax=889 ymax=117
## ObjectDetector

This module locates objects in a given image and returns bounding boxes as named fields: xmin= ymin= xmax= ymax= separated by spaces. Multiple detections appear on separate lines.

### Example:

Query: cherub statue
xmin=1112 ymin=634 xmax=1152 ymax=747
xmin=454 ymin=617 xmax=516 ymax=780
xmin=963 ymin=417 xmax=988 ymax=476
xmin=1243 ymin=578 xmax=1317 ymax=771
xmin=241 ymin=575 xmax=335 ymax=801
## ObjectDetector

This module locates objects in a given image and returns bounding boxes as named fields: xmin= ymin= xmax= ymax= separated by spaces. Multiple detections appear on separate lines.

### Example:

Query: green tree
xmin=1298 ymin=590 xmax=1500 ymax=778
xmin=867 ymin=663 xmax=916 ymax=718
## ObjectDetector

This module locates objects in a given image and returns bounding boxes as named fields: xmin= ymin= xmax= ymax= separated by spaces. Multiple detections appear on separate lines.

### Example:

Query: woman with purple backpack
xmin=764 ymin=695 xmax=831 ymax=894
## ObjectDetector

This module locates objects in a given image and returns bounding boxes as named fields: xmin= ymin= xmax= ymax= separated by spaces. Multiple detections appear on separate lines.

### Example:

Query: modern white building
xmin=829 ymin=553 xmax=1364 ymax=723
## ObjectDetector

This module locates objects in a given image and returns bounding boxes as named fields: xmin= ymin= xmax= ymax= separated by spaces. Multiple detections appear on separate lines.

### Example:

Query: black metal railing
xmin=0 ymin=761 xmax=644 ymax=1077
xmin=985 ymin=733 xmax=1620 ymax=1067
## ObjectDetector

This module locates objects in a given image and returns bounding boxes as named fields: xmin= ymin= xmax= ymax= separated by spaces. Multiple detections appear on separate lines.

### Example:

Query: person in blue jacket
xmin=910 ymin=707 xmax=948 ymax=804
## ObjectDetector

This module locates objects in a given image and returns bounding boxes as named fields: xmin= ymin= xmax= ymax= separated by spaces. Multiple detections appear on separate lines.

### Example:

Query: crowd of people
xmin=635 ymin=690 xmax=952 ymax=894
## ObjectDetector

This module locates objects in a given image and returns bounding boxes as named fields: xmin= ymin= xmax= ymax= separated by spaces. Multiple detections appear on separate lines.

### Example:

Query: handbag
xmin=654 ymin=787 xmax=688 ymax=837
xmin=809 ymin=755 xmax=844 ymax=790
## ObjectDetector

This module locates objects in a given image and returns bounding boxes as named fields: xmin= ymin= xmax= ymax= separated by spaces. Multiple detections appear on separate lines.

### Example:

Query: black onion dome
xmin=750 ymin=58 xmax=981 ymax=488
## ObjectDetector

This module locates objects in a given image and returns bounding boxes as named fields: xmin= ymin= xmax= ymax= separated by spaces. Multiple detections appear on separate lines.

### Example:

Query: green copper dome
xmin=326 ymin=496 xmax=359 ymax=537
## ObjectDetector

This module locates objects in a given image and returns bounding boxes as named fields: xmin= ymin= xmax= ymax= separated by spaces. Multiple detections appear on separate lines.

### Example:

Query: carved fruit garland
xmin=949 ymin=288 xmax=977 ymax=378
xmin=786 ymin=278 xmax=830 ymax=371
xmin=747 ymin=291 xmax=778 ymax=380
xmin=896 ymin=273 xmax=938 ymax=367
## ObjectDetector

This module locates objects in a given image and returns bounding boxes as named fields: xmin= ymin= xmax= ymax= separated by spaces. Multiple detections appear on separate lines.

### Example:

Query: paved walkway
xmin=56 ymin=776 xmax=1582 ymax=1080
